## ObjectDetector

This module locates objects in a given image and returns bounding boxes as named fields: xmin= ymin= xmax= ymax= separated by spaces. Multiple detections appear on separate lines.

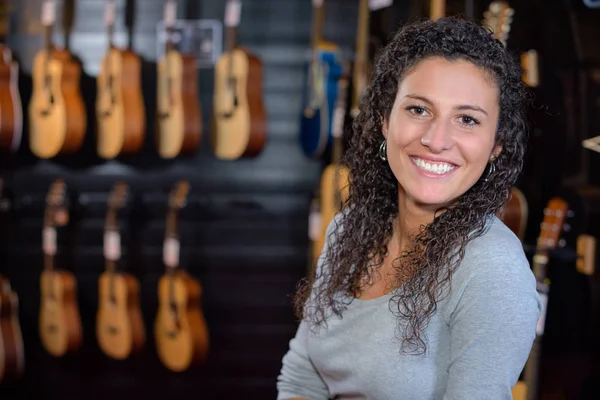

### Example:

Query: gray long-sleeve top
xmin=277 ymin=215 xmax=543 ymax=399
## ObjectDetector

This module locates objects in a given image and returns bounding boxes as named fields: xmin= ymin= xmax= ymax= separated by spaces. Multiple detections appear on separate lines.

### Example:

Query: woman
xmin=277 ymin=16 xmax=543 ymax=400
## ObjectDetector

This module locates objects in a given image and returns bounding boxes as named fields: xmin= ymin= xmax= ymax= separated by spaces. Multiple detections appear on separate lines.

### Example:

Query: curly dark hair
xmin=294 ymin=16 xmax=529 ymax=355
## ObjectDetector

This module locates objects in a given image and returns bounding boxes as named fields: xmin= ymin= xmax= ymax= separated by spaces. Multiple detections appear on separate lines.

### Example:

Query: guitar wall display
xmin=39 ymin=179 xmax=83 ymax=357
xmin=157 ymin=0 xmax=202 ymax=159
xmin=0 ymin=1 xmax=22 ymax=154
xmin=155 ymin=180 xmax=209 ymax=372
xmin=299 ymin=0 xmax=343 ymax=161
xmin=96 ymin=0 xmax=146 ymax=159
xmin=29 ymin=0 xmax=87 ymax=159
xmin=213 ymin=0 xmax=267 ymax=160
xmin=96 ymin=181 xmax=145 ymax=360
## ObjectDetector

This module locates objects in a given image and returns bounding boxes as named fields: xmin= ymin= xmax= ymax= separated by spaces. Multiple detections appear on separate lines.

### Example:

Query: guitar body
xmin=498 ymin=187 xmax=528 ymax=241
xmin=212 ymin=47 xmax=266 ymax=160
xmin=0 ymin=47 xmax=22 ymax=152
xmin=299 ymin=45 xmax=343 ymax=159
xmin=29 ymin=49 xmax=86 ymax=158
xmin=96 ymin=48 xmax=146 ymax=159
xmin=39 ymin=269 xmax=82 ymax=356
xmin=155 ymin=271 xmax=209 ymax=372
xmin=314 ymin=164 xmax=350 ymax=261
xmin=157 ymin=50 xmax=202 ymax=158
xmin=0 ymin=277 xmax=25 ymax=381
xmin=96 ymin=271 xmax=145 ymax=360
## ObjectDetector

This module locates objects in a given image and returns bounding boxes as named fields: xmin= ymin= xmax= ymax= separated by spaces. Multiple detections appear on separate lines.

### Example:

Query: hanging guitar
xmin=155 ymin=181 xmax=209 ymax=372
xmin=313 ymin=69 xmax=351 ymax=267
xmin=29 ymin=0 xmax=86 ymax=159
xmin=0 ymin=1 xmax=22 ymax=153
xmin=39 ymin=179 xmax=83 ymax=357
xmin=0 ymin=177 xmax=24 ymax=382
xmin=96 ymin=0 xmax=145 ymax=159
xmin=157 ymin=0 xmax=202 ymax=159
xmin=520 ymin=198 xmax=571 ymax=400
xmin=213 ymin=0 xmax=266 ymax=160
xmin=96 ymin=181 xmax=145 ymax=360
xmin=299 ymin=0 xmax=343 ymax=161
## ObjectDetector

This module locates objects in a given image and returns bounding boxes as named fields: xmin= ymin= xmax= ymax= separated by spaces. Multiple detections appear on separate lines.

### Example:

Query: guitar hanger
xmin=63 ymin=0 xmax=75 ymax=51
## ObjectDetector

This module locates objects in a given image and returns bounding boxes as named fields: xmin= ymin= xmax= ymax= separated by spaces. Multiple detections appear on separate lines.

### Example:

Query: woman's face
xmin=382 ymin=57 xmax=502 ymax=211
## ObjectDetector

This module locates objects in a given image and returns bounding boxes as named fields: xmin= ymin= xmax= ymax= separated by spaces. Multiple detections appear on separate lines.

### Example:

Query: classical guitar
xmin=157 ymin=0 xmax=202 ymax=159
xmin=299 ymin=0 xmax=343 ymax=160
xmin=313 ymin=71 xmax=351 ymax=267
xmin=96 ymin=181 xmax=145 ymax=360
xmin=29 ymin=0 xmax=86 ymax=159
xmin=213 ymin=0 xmax=266 ymax=160
xmin=522 ymin=198 xmax=571 ymax=400
xmin=155 ymin=181 xmax=209 ymax=372
xmin=96 ymin=0 xmax=145 ymax=159
xmin=39 ymin=179 xmax=83 ymax=357
xmin=0 ymin=275 xmax=25 ymax=382
xmin=0 ymin=1 xmax=23 ymax=153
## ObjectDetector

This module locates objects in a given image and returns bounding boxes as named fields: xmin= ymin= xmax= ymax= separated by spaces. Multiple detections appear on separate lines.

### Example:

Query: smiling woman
xmin=277 ymin=16 xmax=543 ymax=400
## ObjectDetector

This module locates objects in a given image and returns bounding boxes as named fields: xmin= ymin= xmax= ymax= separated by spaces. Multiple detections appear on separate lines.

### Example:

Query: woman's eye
xmin=407 ymin=106 xmax=428 ymax=116
xmin=459 ymin=115 xmax=479 ymax=126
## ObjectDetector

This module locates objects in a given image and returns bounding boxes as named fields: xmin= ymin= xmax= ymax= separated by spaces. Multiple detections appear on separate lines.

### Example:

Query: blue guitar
xmin=299 ymin=1 xmax=343 ymax=160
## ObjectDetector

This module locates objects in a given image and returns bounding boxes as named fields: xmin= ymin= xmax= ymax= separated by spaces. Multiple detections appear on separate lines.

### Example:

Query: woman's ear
xmin=382 ymin=117 xmax=389 ymax=139
xmin=491 ymin=144 xmax=502 ymax=161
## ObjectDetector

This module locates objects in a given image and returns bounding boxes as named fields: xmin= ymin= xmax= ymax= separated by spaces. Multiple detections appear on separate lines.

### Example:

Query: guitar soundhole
xmin=100 ymin=75 xmax=116 ymax=118
xmin=158 ymin=77 xmax=174 ymax=120
xmin=47 ymin=323 xmax=58 ymax=334
xmin=221 ymin=77 xmax=239 ymax=119
xmin=166 ymin=301 xmax=180 ymax=339
xmin=107 ymin=325 xmax=119 ymax=335
xmin=39 ymin=74 xmax=56 ymax=117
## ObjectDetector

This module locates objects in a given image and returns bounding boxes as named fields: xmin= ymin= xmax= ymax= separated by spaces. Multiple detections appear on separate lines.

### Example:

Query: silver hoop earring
xmin=379 ymin=140 xmax=387 ymax=161
xmin=484 ymin=162 xmax=496 ymax=182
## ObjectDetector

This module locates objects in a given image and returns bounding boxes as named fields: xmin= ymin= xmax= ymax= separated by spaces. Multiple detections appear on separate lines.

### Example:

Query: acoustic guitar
xmin=96 ymin=0 xmax=145 ymax=159
xmin=29 ymin=0 xmax=86 ymax=159
xmin=157 ymin=0 xmax=201 ymax=159
xmin=213 ymin=0 xmax=266 ymax=160
xmin=96 ymin=181 xmax=145 ymax=360
xmin=498 ymin=186 xmax=528 ymax=242
xmin=299 ymin=0 xmax=343 ymax=160
xmin=0 ymin=275 xmax=24 ymax=382
xmin=312 ymin=70 xmax=351 ymax=266
xmin=521 ymin=198 xmax=571 ymax=400
xmin=0 ymin=1 xmax=23 ymax=153
xmin=39 ymin=179 xmax=83 ymax=357
xmin=155 ymin=180 xmax=209 ymax=372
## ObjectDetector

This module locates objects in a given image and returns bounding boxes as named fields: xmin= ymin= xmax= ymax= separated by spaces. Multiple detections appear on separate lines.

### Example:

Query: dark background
xmin=0 ymin=0 xmax=599 ymax=398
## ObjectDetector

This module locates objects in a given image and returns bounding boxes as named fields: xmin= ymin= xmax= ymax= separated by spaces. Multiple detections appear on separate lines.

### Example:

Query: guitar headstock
xmin=44 ymin=179 xmax=69 ymax=227
xmin=107 ymin=181 xmax=128 ymax=214
xmin=168 ymin=180 xmax=190 ymax=212
xmin=482 ymin=1 xmax=514 ymax=47
xmin=537 ymin=197 xmax=570 ymax=251
xmin=106 ymin=181 xmax=128 ymax=229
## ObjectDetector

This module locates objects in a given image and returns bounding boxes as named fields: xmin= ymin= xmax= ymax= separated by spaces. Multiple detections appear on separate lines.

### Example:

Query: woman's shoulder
xmin=448 ymin=215 xmax=536 ymax=302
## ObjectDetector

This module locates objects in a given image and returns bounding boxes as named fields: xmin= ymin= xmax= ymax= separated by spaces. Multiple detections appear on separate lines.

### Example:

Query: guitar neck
xmin=351 ymin=0 xmax=370 ymax=113
xmin=430 ymin=0 xmax=445 ymax=20
xmin=310 ymin=2 xmax=325 ymax=49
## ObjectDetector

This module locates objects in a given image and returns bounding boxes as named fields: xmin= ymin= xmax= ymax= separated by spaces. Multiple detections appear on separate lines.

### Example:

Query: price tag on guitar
xmin=164 ymin=0 xmax=177 ymax=28
xmin=104 ymin=0 xmax=116 ymax=26
xmin=163 ymin=237 xmax=180 ymax=268
xmin=43 ymin=226 xmax=57 ymax=256
xmin=225 ymin=0 xmax=242 ymax=28
xmin=312 ymin=0 xmax=324 ymax=6
xmin=369 ymin=0 xmax=393 ymax=10
xmin=41 ymin=0 xmax=56 ymax=26
xmin=309 ymin=205 xmax=322 ymax=241
xmin=104 ymin=231 xmax=121 ymax=261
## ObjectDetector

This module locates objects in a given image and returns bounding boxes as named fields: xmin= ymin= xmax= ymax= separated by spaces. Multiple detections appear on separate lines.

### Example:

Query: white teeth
xmin=411 ymin=157 xmax=456 ymax=175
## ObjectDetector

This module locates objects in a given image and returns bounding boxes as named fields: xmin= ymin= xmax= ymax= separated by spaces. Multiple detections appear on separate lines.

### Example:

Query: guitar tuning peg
xmin=559 ymin=238 xmax=566 ymax=247
xmin=567 ymin=210 xmax=575 ymax=218
xmin=563 ymin=223 xmax=571 ymax=232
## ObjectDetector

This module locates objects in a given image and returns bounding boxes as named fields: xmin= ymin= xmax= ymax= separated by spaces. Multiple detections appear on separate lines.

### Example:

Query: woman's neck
xmin=394 ymin=185 xmax=438 ymax=250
